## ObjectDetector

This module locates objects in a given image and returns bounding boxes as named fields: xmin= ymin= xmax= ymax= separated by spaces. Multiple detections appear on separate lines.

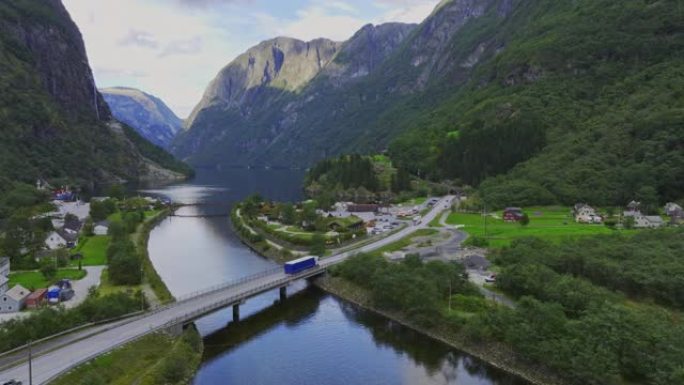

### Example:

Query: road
xmin=0 ymin=196 xmax=454 ymax=384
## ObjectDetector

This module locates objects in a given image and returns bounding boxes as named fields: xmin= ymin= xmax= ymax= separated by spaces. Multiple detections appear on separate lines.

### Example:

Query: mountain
xmin=176 ymin=0 xmax=683 ymax=206
xmin=101 ymin=87 xmax=183 ymax=149
xmin=0 ymin=0 xmax=191 ymax=191
xmin=173 ymin=23 xmax=416 ymax=166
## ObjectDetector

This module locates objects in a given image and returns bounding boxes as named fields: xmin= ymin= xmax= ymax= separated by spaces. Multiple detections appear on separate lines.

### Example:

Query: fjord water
xmin=146 ymin=169 xmax=528 ymax=385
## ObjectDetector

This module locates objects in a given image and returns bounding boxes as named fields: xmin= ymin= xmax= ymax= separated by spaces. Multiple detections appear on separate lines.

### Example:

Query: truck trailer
xmin=284 ymin=256 xmax=319 ymax=275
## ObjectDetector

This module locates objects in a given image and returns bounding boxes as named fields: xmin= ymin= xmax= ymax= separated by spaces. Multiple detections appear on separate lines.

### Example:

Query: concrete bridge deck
xmin=0 ymin=196 xmax=454 ymax=384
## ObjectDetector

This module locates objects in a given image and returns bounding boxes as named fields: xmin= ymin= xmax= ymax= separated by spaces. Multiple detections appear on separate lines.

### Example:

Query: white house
xmin=45 ymin=230 xmax=78 ymax=250
xmin=0 ymin=284 xmax=31 ymax=313
xmin=623 ymin=211 xmax=665 ymax=228
xmin=0 ymin=257 xmax=9 ymax=278
xmin=94 ymin=221 xmax=110 ymax=236
xmin=665 ymin=202 xmax=683 ymax=218
xmin=0 ymin=276 xmax=8 ymax=295
xmin=574 ymin=204 xmax=602 ymax=224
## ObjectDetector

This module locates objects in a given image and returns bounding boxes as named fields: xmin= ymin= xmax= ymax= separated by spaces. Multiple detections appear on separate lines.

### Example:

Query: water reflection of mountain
xmin=339 ymin=296 xmax=529 ymax=385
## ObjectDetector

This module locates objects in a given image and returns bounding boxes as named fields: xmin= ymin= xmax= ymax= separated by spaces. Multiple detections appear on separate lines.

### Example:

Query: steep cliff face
xmin=173 ymin=21 xmax=420 ymax=166
xmin=101 ymin=87 xmax=182 ymax=149
xmin=0 ymin=0 xmax=190 ymax=188
xmin=185 ymin=37 xmax=341 ymax=128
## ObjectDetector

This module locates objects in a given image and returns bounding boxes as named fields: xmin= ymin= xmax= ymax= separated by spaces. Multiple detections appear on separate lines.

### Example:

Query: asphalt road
xmin=0 ymin=196 xmax=454 ymax=384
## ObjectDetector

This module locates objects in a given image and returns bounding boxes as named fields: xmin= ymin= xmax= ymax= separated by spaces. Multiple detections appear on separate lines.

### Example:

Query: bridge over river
xmin=0 ymin=197 xmax=454 ymax=384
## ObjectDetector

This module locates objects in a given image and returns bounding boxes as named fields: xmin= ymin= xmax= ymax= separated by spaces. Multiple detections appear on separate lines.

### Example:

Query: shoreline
xmin=229 ymin=212 xmax=565 ymax=385
xmin=137 ymin=209 xmax=175 ymax=303
xmin=314 ymin=276 xmax=565 ymax=385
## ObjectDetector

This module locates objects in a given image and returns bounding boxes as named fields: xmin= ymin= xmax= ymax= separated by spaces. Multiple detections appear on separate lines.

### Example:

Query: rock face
xmin=173 ymin=0 xmax=508 ymax=168
xmin=173 ymin=21 xmax=420 ymax=167
xmin=0 ymin=0 xmax=189 ymax=187
xmin=101 ymin=87 xmax=182 ymax=149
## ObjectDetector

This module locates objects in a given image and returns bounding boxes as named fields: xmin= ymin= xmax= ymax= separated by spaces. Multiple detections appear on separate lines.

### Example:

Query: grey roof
xmin=95 ymin=220 xmax=110 ymax=227
xmin=0 ymin=257 xmax=8 ymax=267
xmin=0 ymin=275 xmax=8 ymax=288
xmin=4 ymin=284 xmax=30 ymax=301
xmin=56 ymin=229 xmax=78 ymax=242
xmin=645 ymin=216 xmax=665 ymax=224
xmin=63 ymin=217 xmax=83 ymax=232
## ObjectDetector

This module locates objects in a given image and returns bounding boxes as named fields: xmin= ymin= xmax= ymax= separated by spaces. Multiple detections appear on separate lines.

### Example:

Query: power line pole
xmin=28 ymin=339 xmax=33 ymax=385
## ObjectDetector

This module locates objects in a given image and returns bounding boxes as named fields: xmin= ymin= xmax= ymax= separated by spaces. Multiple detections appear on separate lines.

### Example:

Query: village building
xmin=0 ymin=257 xmax=9 ymax=278
xmin=503 ymin=207 xmax=525 ymax=222
xmin=45 ymin=229 xmax=78 ymax=250
xmin=0 ymin=275 xmax=8 ymax=295
xmin=0 ymin=284 xmax=31 ymax=313
xmin=623 ymin=211 xmax=665 ymax=229
xmin=665 ymin=202 xmax=683 ymax=219
xmin=26 ymin=288 xmax=47 ymax=309
xmin=94 ymin=220 xmax=110 ymax=236
xmin=573 ymin=203 xmax=602 ymax=224
xmin=347 ymin=204 xmax=380 ymax=213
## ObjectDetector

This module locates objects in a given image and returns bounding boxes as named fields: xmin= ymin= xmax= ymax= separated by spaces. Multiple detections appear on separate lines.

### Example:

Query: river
xmin=144 ymin=169 xmax=529 ymax=385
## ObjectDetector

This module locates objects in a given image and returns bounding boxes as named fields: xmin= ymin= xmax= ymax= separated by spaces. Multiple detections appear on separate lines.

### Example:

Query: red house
xmin=503 ymin=207 xmax=525 ymax=222
xmin=26 ymin=288 xmax=47 ymax=309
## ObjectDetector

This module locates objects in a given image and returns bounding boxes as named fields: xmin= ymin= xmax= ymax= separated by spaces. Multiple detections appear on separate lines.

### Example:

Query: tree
xmin=310 ymin=233 xmax=326 ymax=256
xmin=520 ymin=213 xmax=530 ymax=227
xmin=40 ymin=260 xmax=57 ymax=281
xmin=107 ymin=184 xmax=126 ymax=200
xmin=623 ymin=215 xmax=635 ymax=230
xmin=83 ymin=218 xmax=94 ymax=236
xmin=281 ymin=203 xmax=296 ymax=225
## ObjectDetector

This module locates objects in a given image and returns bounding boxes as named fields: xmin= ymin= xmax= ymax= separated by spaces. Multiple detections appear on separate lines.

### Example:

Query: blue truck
xmin=284 ymin=256 xmax=319 ymax=275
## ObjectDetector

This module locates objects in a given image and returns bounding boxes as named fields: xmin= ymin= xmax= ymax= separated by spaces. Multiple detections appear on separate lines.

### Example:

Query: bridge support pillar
xmin=279 ymin=286 xmax=287 ymax=302
xmin=233 ymin=304 xmax=240 ymax=322
xmin=166 ymin=322 xmax=184 ymax=337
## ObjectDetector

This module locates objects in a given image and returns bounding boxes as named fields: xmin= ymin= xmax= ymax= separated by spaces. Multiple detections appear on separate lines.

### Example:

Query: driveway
xmin=63 ymin=266 xmax=105 ymax=309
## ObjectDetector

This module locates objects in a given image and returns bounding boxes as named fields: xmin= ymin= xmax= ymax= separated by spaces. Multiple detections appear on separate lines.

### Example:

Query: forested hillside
xmin=0 ymin=0 xmax=190 ymax=193
xmin=389 ymin=0 xmax=684 ymax=207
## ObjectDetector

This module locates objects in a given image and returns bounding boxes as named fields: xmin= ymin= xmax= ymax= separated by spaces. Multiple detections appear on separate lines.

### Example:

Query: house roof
xmin=504 ymin=207 xmax=523 ymax=212
xmin=56 ymin=229 xmax=78 ymax=242
xmin=347 ymin=204 xmax=379 ymax=213
xmin=0 ymin=275 xmax=8 ymax=288
xmin=0 ymin=257 xmax=8 ymax=268
xmin=95 ymin=220 xmax=110 ymax=227
xmin=63 ymin=217 xmax=83 ymax=232
xmin=645 ymin=216 xmax=665 ymax=224
xmin=4 ymin=284 xmax=31 ymax=301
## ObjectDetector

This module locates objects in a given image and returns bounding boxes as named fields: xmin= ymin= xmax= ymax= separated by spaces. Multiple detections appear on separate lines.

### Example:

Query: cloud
xmin=118 ymin=30 xmax=159 ymax=49
xmin=159 ymin=37 xmax=204 ymax=57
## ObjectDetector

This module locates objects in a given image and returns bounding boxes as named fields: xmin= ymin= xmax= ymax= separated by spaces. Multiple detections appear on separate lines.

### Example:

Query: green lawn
xmin=398 ymin=197 xmax=427 ymax=206
xmin=9 ymin=269 xmax=87 ymax=291
xmin=446 ymin=206 xmax=624 ymax=248
xmin=73 ymin=235 xmax=110 ymax=266
xmin=98 ymin=269 xmax=142 ymax=296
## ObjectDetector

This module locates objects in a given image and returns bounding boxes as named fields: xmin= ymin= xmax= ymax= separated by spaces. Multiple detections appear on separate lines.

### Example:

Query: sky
xmin=63 ymin=0 xmax=442 ymax=118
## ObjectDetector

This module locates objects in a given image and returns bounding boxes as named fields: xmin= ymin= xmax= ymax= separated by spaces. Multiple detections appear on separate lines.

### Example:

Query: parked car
xmin=485 ymin=274 xmax=497 ymax=283
xmin=3 ymin=380 xmax=22 ymax=385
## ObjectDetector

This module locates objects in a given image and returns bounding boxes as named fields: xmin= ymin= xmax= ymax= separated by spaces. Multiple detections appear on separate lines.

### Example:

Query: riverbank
xmin=314 ymin=276 xmax=567 ymax=385
xmin=136 ymin=209 xmax=175 ymax=303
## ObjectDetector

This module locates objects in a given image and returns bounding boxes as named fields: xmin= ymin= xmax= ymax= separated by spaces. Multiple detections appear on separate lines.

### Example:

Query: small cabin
xmin=503 ymin=207 xmax=524 ymax=222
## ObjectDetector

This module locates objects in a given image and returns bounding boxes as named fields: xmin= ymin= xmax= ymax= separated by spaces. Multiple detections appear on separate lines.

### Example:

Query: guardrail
xmin=40 ymin=266 xmax=327 ymax=385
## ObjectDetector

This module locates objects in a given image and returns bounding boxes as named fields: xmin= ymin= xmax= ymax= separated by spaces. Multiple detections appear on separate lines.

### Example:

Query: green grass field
xmin=73 ymin=235 xmax=110 ymax=266
xmin=9 ymin=269 xmax=86 ymax=290
xmin=446 ymin=206 xmax=622 ymax=248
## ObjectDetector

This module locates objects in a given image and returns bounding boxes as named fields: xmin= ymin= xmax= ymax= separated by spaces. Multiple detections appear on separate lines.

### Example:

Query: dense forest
xmin=384 ymin=0 xmax=684 ymax=207
xmin=333 ymin=228 xmax=684 ymax=384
